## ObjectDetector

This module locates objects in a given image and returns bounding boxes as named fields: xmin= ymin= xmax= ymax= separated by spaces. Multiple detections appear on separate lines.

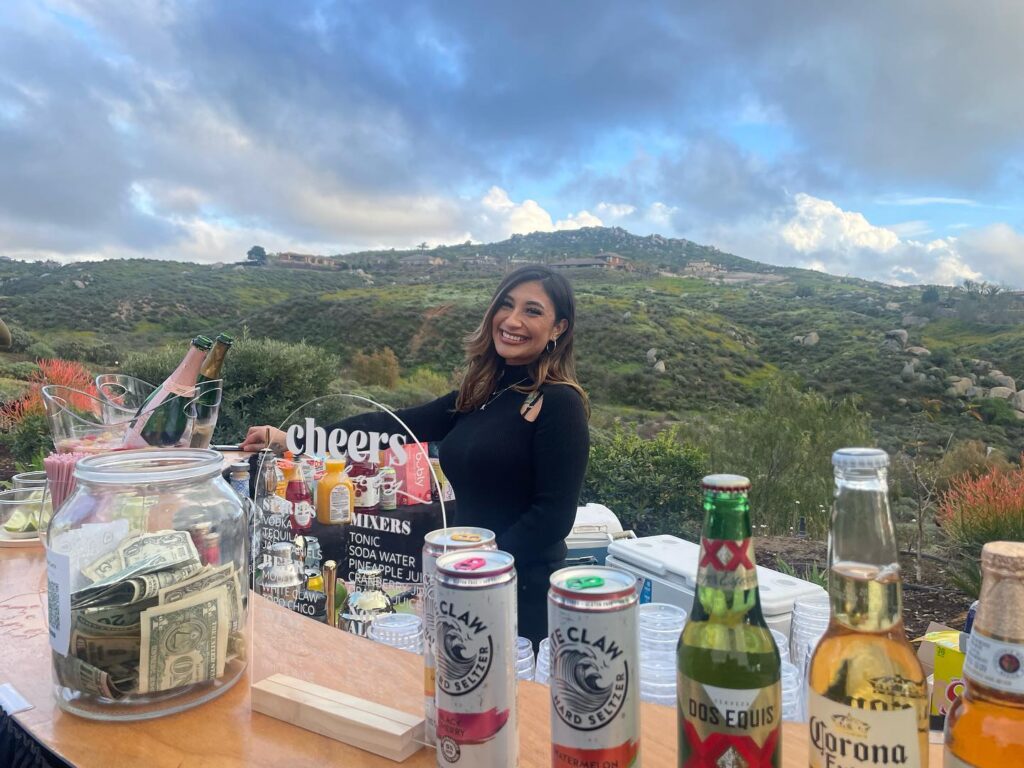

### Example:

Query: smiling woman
xmin=242 ymin=265 xmax=591 ymax=647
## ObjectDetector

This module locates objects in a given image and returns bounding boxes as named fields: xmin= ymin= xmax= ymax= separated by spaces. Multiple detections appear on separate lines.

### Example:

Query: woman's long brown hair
xmin=455 ymin=265 xmax=589 ymax=415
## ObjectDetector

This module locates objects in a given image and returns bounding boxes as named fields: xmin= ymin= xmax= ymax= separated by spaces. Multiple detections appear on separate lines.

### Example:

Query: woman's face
xmin=491 ymin=280 xmax=568 ymax=366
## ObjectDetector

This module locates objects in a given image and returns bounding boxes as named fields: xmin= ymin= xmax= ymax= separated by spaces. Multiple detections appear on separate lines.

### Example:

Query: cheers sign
xmin=285 ymin=418 xmax=410 ymax=463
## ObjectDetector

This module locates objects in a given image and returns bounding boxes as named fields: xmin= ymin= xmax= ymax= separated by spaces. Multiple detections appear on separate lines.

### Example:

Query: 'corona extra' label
xmin=698 ymin=537 xmax=759 ymax=592
xmin=808 ymin=689 xmax=921 ymax=768
xmin=678 ymin=678 xmax=780 ymax=767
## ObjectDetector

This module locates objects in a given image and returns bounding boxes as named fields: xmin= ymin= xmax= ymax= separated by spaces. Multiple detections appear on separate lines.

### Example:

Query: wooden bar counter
xmin=0 ymin=547 xmax=944 ymax=767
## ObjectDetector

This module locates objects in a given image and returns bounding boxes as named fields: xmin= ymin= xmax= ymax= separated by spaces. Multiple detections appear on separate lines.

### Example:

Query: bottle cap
xmin=831 ymin=447 xmax=888 ymax=470
xmin=230 ymin=461 xmax=249 ymax=473
xmin=216 ymin=333 xmax=234 ymax=345
xmin=981 ymin=541 xmax=1024 ymax=576
xmin=193 ymin=335 xmax=214 ymax=349
xmin=701 ymin=474 xmax=751 ymax=492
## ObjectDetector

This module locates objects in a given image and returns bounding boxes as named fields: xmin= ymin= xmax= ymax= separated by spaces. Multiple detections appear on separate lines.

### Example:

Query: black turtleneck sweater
xmin=329 ymin=366 xmax=590 ymax=643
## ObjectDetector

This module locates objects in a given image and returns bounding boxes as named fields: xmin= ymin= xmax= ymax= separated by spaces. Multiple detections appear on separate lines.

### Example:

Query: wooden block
xmin=252 ymin=674 xmax=426 ymax=763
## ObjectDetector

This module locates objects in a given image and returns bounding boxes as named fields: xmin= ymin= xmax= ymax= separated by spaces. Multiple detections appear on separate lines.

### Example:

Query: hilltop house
xmin=268 ymin=252 xmax=342 ymax=270
xmin=399 ymin=254 xmax=447 ymax=267
xmin=550 ymin=252 xmax=633 ymax=271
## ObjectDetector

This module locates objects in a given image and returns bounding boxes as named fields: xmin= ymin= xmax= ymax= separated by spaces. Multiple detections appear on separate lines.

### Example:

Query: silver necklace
xmin=480 ymin=377 xmax=528 ymax=410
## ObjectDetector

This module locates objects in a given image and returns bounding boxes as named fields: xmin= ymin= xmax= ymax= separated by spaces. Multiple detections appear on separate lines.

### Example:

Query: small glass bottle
xmin=807 ymin=448 xmax=928 ymax=768
xmin=317 ymin=458 xmax=354 ymax=525
xmin=944 ymin=541 xmax=1024 ymax=766
xmin=677 ymin=474 xmax=781 ymax=767
xmin=284 ymin=460 xmax=314 ymax=535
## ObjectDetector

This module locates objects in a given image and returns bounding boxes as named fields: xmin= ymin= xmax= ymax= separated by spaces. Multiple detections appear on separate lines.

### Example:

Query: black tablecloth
xmin=0 ymin=712 xmax=72 ymax=768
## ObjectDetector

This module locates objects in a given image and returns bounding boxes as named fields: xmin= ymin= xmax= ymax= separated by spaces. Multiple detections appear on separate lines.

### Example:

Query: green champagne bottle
xmin=189 ymin=332 xmax=233 ymax=448
xmin=677 ymin=474 xmax=782 ymax=767
xmin=136 ymin=335 xmax=213 ymax=447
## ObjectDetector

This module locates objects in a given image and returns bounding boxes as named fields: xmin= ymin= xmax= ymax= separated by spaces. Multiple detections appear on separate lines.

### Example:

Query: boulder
xmin=990 ymin=373 xmax=1017 ymax=391
xmin=1014 ymin=409 xmax=1024 ymax=421
xmin=801 ymin=332 xmax=820 ymax=346
xmin=653 ymin=360 xmax=666 ymax=374
xmin=905 ymin=346 xmax=931 ymax=357
xmin=1012 ymin=391 xmax=1024 ymax=411
xmin=622 ymin=311 xmax=632 ymax=320
xmin=885 ymin=329 xmax=909 ymax=347
xmin=965 ymin=387 xmax=983 ymax=399
xmin=902 ymin=314 xmax=930 ymax=327
xmin=989 ymin=387 xmax=1015 ymax=400
xmin=885 ymin=302 xmax=901 ymax=311
xmin=72 ymin=280 xmax=85 ymax=289
xmin=646 ymin=348 xmax=658 ymax=364
xmin=880 ymin=338 xmax=903 ymax=353
xmin=971 ymin=359 xmax=993 ymax=376
xmin=901 ymin=362 xmax=918 ymax=382
xmin=945 ymin=377 xmax=974 ymax=397
xmin=897 ymin=398 xmax=908 ymax=406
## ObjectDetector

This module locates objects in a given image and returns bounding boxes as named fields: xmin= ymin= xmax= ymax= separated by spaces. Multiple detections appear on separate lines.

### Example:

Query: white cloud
xmin=781 ymin=194 xmax=900 ymax=254
xmin=595 ymin=202 xmax=636 ymax=219
xmin=474 ymin=186 xmax=601 ymax=240
xmin=875 ymin=195 xmax=980 ymax=207
xmin=555 ymin=210 xmax=602 ymax=230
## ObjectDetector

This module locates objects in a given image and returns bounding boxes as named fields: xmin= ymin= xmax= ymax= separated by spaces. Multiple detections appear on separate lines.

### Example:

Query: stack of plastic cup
xmin=534 ymin=638 xmax=551 ymax=685
xmin=367 ymin=613 xmax=424 ymax=654
xmin=790 ymin=593 xmax=831 ymax=681
xmin=638 ymin=602 xmax=687 ymax=705
xmin=780 ymin=661 xmax=803 ymax=721
xmin=770 ymin=629 xmax=790 ymax=663
xmin=516 ymin=637 xmax=535 ymax=680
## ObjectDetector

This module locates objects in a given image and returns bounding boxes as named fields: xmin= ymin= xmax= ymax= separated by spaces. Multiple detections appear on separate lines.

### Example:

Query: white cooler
xmin=565 ymin=503 xmax=629 ymax=565
xmin=605 ymin=534 xmax=827 ymax=640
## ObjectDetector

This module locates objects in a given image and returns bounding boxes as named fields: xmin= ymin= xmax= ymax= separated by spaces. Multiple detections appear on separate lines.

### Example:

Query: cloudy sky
xmin=1 ymin=2 xmax=1022 ymax=286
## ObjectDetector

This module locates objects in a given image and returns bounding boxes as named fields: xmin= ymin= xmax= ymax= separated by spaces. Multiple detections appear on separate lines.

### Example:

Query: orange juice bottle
xmin=275 ymin=451 xmax=292 ymax=498
xmin=317 ymin=458 xmax=354 ymax=525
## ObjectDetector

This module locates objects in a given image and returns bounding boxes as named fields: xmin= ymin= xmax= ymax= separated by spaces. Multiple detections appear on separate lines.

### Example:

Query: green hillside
xmin=2 ymin=228 xmax=1022 ymax=458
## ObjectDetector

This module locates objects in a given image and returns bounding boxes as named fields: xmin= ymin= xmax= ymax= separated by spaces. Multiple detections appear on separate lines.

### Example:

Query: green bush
xmin=1 ymin=411 xmax=50 ymax=469
xmin=583 ymin=425 xmax=708 ymax=540
xmin=53 ymin=339 xmax=121 ymax=365
xmin=0 ymin=361 xmax=39 ymax=380
xmin=25 ymin=341 xmax=56 ymax=360
xmin=0 ymin=377 xmax=29 ymax=402
xmin=681 ymin=379 xmax=873 ymax=537
xmin=121 ymin=336 xmax=343 ymax=443
xmin=6 ymin=324 xmax=34 ymax=353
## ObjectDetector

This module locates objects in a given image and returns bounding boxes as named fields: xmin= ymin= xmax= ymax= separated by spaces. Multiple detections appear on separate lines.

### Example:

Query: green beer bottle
xmin=189 ymin=332 xmax=233 ymax=448
xmin=677 ymin=474 xmax=782 ymax=767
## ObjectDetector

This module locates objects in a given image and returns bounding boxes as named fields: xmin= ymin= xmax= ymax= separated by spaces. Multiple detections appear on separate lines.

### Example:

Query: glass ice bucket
xmin=46 ymin=448 xmax=248 ymax=720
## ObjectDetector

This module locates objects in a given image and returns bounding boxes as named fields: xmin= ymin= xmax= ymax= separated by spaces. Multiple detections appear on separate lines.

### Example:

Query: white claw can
xmin=548 ymin=566 xmax=640 ymax=768
xmin=423 ymin=527 xmax=497 ymax=745
xmin=434 ymin=549 xmax=517 ymax=767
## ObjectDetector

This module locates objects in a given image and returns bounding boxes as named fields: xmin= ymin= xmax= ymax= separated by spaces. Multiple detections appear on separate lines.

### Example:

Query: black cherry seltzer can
xmin=423 ymin=527 xmax=497 ymax=746
xmin=548 ymin=566 xmax=640 ymax=768
xmin=434 ymin=549 xmax=517 ymax=767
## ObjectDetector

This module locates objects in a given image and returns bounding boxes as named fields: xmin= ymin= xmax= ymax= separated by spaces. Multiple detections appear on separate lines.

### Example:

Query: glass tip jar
xmin=46 ymin=448 xmax=249 ymax=721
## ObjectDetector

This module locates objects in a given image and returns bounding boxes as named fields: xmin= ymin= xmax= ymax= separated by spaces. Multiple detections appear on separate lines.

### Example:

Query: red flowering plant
xmin=937 ymin=458 xmax=1024 ymax=596
xmin=0 ymin=358 xmax=96 ymax=469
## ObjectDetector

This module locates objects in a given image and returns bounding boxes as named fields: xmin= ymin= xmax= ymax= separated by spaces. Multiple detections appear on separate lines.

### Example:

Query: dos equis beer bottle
xmin=677 ymin=474 xmax=782 ymax=767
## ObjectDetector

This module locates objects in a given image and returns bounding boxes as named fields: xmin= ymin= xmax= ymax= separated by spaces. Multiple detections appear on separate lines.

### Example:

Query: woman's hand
xmin=240 ymin=425 xmax=288 ymax=453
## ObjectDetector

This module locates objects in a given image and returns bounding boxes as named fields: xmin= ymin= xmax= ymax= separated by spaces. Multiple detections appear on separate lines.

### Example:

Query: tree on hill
xmin=247 ymin=245 xmax=267 ymax=264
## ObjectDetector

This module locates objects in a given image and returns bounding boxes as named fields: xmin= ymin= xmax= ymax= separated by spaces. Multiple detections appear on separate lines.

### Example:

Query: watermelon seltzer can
xmin=434 ymin=549 xmax=517 ymax=767
xmin=423 ymin=527 xmax=497 ymax=745
xmin=548 ymin=566 xmax=640 ymax=768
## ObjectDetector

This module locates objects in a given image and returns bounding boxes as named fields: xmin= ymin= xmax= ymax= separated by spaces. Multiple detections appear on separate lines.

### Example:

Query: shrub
xmin=121 ymin=336 xmax=342 ymax=443
xmin=938 ymin=460 xmax=1024 ymax=597
xmin=25 ymin=341 xmax=56 ymax=360
xmin=351 ymin=347 xmax=401 ymax=388
xmin=680 ymin=379 xmax=873 ymax=537
xmin=583 ymin=425 xmax=708 ymax=540
xmin=6 ymin=324 xmax=34 ymax=353
xmin=0 ymin=361 xmax=39 ymax=380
